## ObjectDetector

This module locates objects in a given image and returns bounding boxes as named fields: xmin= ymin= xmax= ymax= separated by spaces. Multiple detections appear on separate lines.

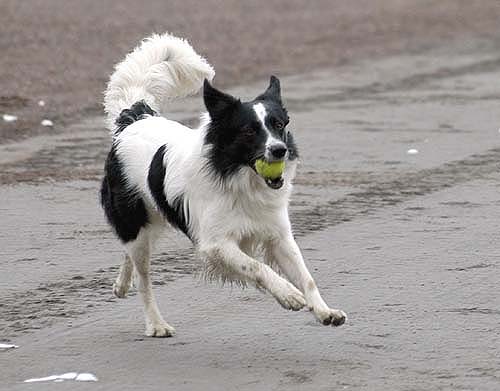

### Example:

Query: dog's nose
xmin=270 ymin=144 xmax=287 ymax=159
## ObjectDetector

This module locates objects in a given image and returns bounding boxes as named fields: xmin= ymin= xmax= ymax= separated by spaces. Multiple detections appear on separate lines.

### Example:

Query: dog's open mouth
xmin=253 ymin=159 xmax=285 ymax=190
xmin=264 ymin=176 xmax=284 ymax=189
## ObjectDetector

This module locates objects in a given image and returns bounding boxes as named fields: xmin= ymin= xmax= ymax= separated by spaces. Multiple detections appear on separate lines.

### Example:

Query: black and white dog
xmin=101 ymin=33 xmax=346 ymax=337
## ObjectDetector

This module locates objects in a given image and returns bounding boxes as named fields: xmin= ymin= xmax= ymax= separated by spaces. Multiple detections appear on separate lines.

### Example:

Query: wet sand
xmin=1 ymin=38 xmax=500 ymax=389
xmin=1 ymin=1 xmax=500 ymax=142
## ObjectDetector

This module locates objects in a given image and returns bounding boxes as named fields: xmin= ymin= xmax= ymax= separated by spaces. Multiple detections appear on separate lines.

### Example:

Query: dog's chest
xmin=200 ymin=190 xmax=286 ymax=241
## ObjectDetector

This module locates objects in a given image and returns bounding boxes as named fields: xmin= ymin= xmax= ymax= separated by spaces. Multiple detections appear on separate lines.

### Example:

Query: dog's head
xmin=203 ymin=76 xmax=297 ymax=189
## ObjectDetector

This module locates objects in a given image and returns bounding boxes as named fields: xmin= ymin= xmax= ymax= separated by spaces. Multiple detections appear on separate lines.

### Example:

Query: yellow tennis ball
xmin=254 ymin=159 xmax=285 ymax=179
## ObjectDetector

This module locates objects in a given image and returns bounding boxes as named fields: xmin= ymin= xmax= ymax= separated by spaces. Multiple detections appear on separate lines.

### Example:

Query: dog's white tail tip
xmin=104 ymin=32 xmax=215 ymax=133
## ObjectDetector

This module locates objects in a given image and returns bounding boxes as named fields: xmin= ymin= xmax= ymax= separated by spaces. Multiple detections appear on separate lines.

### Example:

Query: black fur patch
xmin=286 ymin=131 xmax=299 ymax=161
xmin=115 ymin=100 xmax=157 ymax=135
xmin=148 ymin=145 xmax=192 ymax=240
xmin=204 ymin=101 xmax=268 ymax=179
xmin=100 ymin=143 xmax=148 ymax=243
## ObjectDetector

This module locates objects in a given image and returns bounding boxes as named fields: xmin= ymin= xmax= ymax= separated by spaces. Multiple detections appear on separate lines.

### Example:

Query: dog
xmin=101 ymin=33 xmax=346 ymax=337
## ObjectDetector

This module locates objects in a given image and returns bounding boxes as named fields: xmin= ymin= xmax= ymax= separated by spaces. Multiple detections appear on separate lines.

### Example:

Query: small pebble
xmin=41 ymin=119 xmax=53 ymax=127
xmin=2 ymin=114 xmax=17 ymax=122
xmin=407 ymin=148 xmax=419 ymax=155
xmin=38 ymin=100 xmax=45 ymax=107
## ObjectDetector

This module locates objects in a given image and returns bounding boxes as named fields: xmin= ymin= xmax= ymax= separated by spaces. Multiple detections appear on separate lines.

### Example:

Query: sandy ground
xmin=1 ymin=1 xmax=500 ymax=141
xmin=1 ymin=32 xmax=500 ymax=389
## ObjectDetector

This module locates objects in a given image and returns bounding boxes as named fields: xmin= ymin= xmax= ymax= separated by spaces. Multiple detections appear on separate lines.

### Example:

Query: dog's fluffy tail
xmin=104 ymin=33 xmax=215 ymax=133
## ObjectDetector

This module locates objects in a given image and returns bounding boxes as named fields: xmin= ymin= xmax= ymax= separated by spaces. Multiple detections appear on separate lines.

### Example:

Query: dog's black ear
xmin=203 ymin=79 xmax=239 ymax=118
xmin=256 ymin=75 xmax=282 ymax=103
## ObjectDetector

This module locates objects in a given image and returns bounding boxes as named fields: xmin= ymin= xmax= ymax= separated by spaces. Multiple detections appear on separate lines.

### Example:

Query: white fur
xmin=107 ymin=33 xmax=346 ymax=336
xmin=104 ymin=33 xmax=215 ymax=131
xmin=253 ymin=102 xmax=286 ymax=158
xmin=253 ymin=103 xmax=269 ymax=133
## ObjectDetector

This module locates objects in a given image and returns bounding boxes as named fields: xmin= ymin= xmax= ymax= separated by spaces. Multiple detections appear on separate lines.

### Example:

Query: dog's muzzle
xmin=253 ymin=157 xmax=286 ymax=190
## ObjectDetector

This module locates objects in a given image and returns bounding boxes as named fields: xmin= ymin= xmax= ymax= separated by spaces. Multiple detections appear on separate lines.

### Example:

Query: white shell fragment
xmin=38 ymin=100 xmax=46 ymax=107
xmin=24 ymin=372 xmax=98 ymax=383
xmin=59 ymin=372 xmax=78 ymax=380
xmin=75 ymin=373 xmax=98 ymax=382
xmin=41 ymin=119 xmax=53 ymax=127
xmin=24 ymin=375 xmax=59 ymax=383
xmin=407 ymin=148 xmax=419 ymax=155
xmin=0 ymin=343 xmax=19 ymax=350
xmin=2 ymin=114 xmax=18 ymax=122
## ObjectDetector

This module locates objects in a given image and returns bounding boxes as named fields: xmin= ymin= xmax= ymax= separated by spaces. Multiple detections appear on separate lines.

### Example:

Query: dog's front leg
xmin=266 ymin=233 xmax=346 ymax=326
xmin=201 ymin=241 xmax=306 ymax=311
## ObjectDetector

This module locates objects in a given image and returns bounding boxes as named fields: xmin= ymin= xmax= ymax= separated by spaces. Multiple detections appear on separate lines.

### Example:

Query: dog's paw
xmin=112 ymin=281 xmax=131 ymax=298
xmin=314 ymin=308 xmax=347 ymax=326
xmin=273 ymin=281 xmax=307 ymax=311
xmin=145 ymin=322 xmax=176 ymax=338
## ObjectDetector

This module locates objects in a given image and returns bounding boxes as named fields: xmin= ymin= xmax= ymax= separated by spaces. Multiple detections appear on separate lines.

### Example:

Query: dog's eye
xmin=242 ymin=126 xmax=255 ymax=136
xmin=271 ymin=118 xmax=285 ymax=132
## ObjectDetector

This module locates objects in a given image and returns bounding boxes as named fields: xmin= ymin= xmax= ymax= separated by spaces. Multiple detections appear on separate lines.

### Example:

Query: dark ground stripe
xmin=291 ymin=147 xmax=500 ymax=236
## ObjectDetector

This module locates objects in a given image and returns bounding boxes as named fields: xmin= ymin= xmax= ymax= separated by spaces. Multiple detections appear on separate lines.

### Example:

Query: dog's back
xmin=101 ymin=34 xmax=214 ymax=244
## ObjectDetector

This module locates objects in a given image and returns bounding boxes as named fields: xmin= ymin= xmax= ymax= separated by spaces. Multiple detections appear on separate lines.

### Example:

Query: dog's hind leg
xmin=113 ymin=254 xmax=134 ymax=298
xmin=126 ymin=228 xmax=175 ymax=337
